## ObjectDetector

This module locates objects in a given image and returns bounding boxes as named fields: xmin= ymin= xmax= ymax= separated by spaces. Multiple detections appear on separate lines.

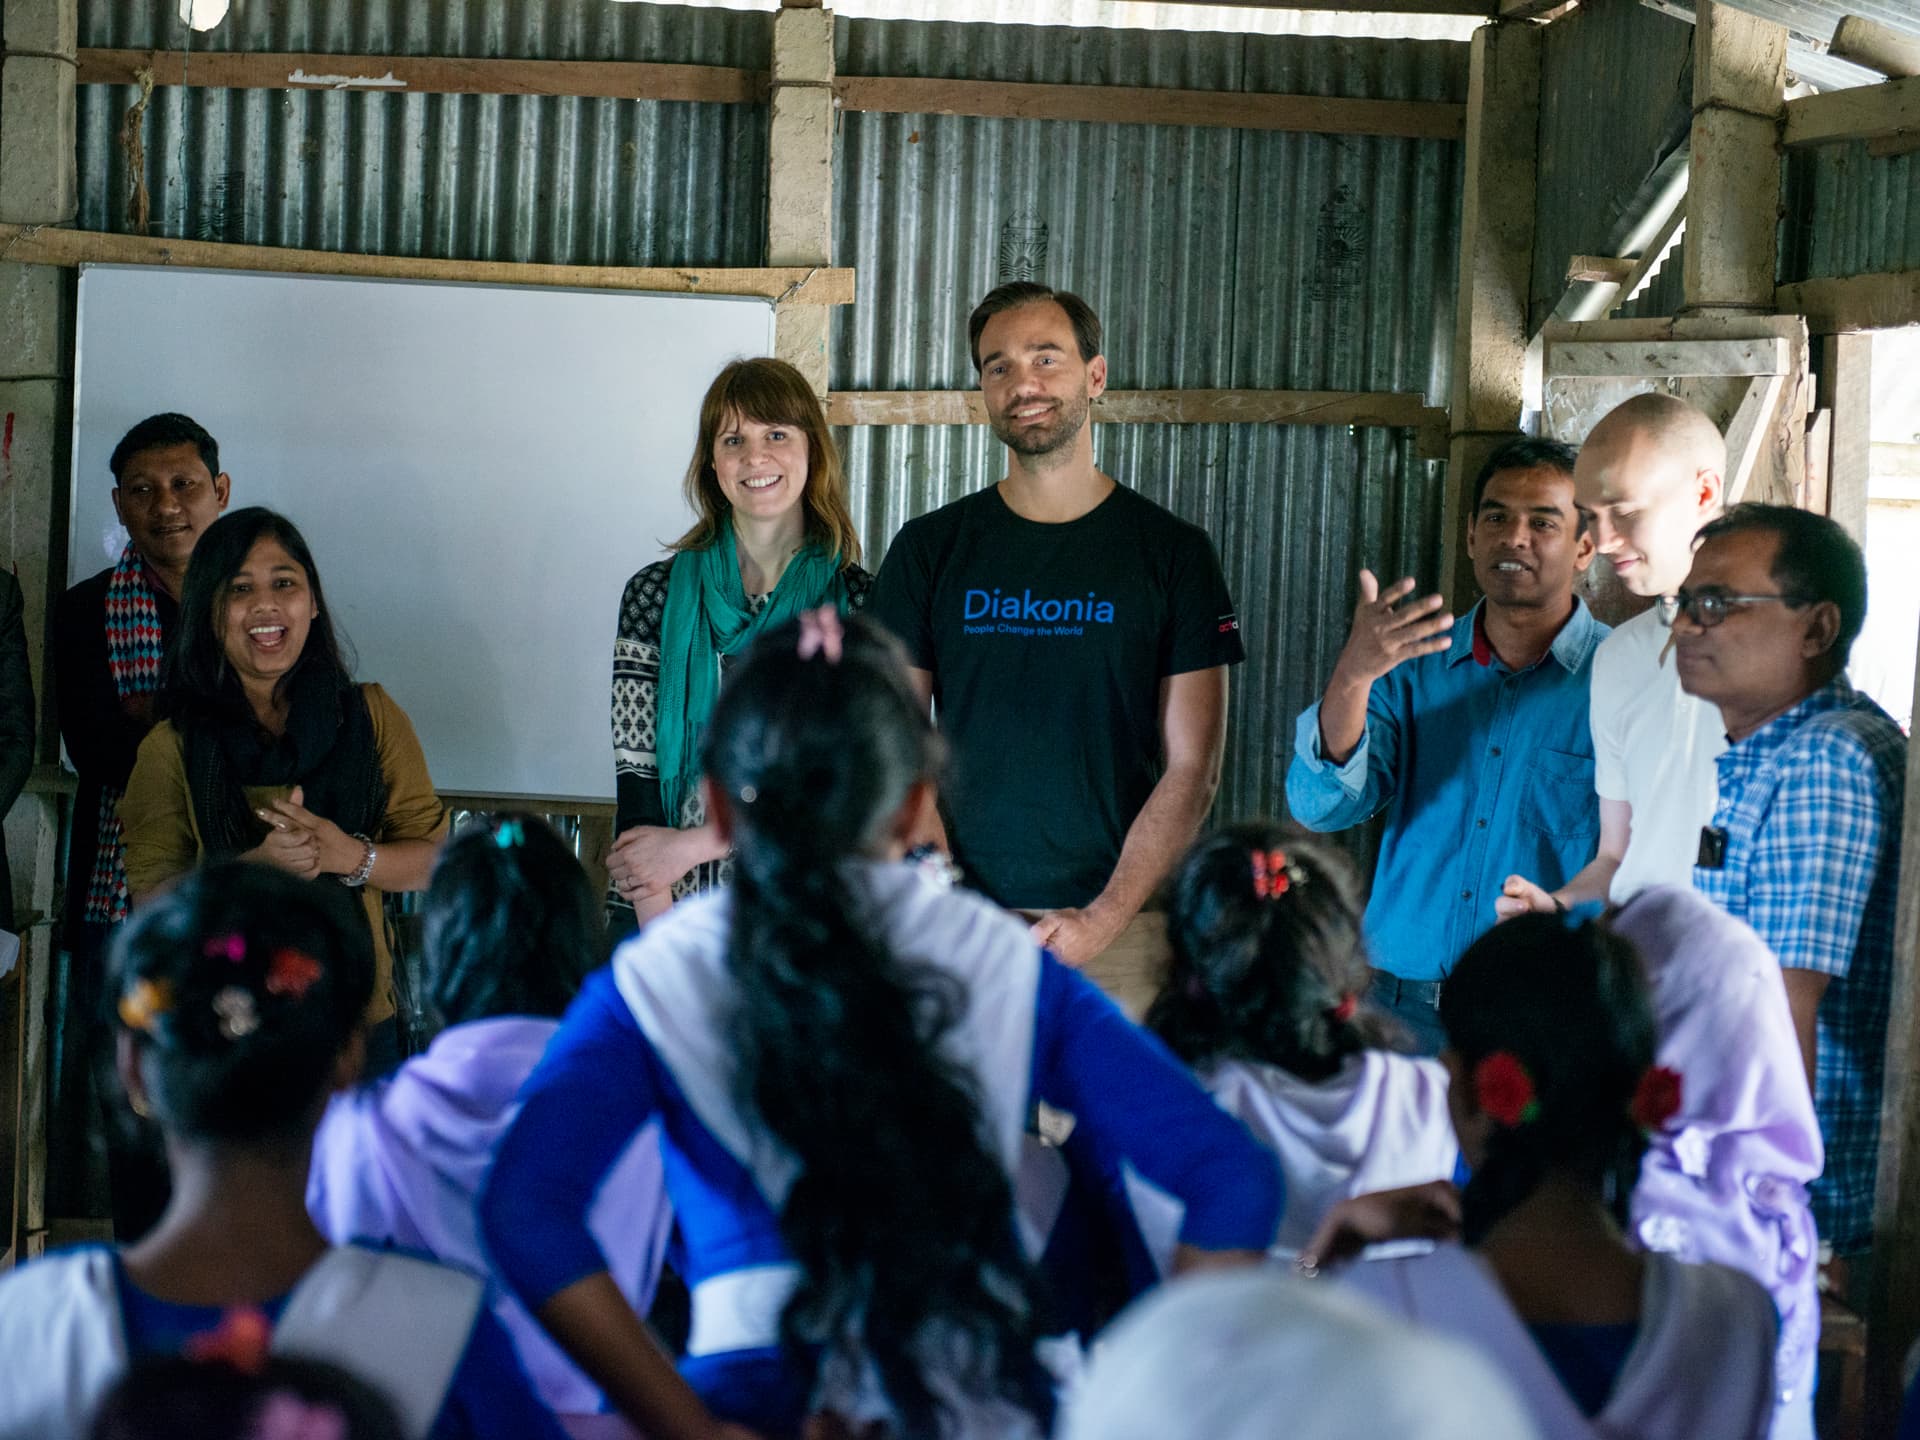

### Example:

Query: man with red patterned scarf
xmin=52 ymin=412 xmax=230 ymax=1233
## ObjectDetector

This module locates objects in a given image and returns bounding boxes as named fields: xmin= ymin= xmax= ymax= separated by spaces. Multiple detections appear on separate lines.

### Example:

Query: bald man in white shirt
xmin=1498 ymin=394 xmax=1727 ymax=915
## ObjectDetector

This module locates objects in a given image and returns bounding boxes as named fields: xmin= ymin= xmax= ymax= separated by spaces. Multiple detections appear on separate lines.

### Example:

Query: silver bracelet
xmin=339 ymin=833 xmax=376 ymax=888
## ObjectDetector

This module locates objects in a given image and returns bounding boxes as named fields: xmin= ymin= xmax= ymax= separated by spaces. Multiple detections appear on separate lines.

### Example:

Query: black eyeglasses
xmin=1657 ymin=589 xmax=1811 ymax=629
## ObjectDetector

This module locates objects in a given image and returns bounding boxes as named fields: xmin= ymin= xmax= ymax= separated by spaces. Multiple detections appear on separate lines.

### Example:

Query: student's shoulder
xmin=1788 ymin=693 xmax=1906 ymax=772
xmin=896 ymin=487 xmax=996 ymax=542
xmin=1103 ymin=484 xmax=1214 ymax=548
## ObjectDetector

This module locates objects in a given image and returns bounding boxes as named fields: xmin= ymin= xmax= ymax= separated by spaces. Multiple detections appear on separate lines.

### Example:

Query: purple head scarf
xmin=1611 ymin=886 xmax=1822 ymax=1439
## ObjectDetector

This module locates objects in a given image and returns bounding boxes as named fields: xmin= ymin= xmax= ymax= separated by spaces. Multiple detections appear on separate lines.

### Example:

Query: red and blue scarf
xmin=88 ymin=543 xmax=164 ymax=923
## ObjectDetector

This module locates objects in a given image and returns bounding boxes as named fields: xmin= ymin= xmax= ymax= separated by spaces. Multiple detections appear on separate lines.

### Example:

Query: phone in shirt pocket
xmin=1518 ymin=747 xmax=1600 ymax=841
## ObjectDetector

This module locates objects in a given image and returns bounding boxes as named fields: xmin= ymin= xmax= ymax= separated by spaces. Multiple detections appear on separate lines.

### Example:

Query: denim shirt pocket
xmin=1519 ymin=747 xmax=1599 ymax=840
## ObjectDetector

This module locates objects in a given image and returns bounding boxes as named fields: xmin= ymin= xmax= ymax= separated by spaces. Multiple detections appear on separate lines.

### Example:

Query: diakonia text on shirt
xmin=963 ymin=589 xmax=1117 ymax=625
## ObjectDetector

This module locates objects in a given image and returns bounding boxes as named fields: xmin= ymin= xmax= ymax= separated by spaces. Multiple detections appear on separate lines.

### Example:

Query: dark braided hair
xmin=700 ymin=614 xmax=1043 ymax=1438
xmin=1147 ymin=824 xmax=1399 ymax=1080
xmin=423 ymin=814 xmax=602 ymax=1026
xmin=1440 ymin=914 xmax=1656 ymax=1246
xmin=109 ymin=861 xmax=374 ymax=1147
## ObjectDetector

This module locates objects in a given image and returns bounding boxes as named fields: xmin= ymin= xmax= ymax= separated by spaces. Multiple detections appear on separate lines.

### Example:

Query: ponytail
xmin=704 ymin=615 xmax=1042 ymax=1436
xmin=1441 ymin=915 xmax=1656 ymax=1245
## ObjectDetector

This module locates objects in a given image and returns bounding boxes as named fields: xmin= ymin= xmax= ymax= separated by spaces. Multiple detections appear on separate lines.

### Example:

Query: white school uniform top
xmin=1590 ymin=607 xmax=1726 ymax=902
xmin=0 ymin=1245 xmax=483 ymax=1440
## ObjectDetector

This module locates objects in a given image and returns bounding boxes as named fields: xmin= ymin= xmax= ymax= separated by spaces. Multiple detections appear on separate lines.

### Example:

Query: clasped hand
xmin=248 ymin=786 xmax=361 ymax=880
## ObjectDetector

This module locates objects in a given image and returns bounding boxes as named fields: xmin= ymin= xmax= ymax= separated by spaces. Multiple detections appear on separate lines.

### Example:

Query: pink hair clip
xmin=797 ymin=607 xmax=845 ymax=664
xmin=251 ymin=1393 xmax=349 ymax=1440
xmin=203 ymin=933 xmax=247 ymax=964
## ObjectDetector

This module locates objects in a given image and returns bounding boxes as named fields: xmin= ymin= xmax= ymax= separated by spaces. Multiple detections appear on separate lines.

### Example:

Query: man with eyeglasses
xmin=1674 ymin=502 xmax=1901 ymax=1292
xmin=1498 ymin=393 xmax=1726 ymax=919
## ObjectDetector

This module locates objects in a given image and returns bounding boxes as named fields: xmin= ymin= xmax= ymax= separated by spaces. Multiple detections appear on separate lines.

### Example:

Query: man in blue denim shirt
xmin=1287 ymin=438 xmax=1607 ymax=1052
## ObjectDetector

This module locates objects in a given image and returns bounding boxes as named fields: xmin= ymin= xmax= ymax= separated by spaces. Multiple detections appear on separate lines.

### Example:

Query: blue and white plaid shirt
xmin=1693 ymin=677 xmax=1905 ymax=1253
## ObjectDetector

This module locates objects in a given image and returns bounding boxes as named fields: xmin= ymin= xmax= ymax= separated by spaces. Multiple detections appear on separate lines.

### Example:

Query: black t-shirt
xmin=869 ymin=483 xmax=1243 ymax=911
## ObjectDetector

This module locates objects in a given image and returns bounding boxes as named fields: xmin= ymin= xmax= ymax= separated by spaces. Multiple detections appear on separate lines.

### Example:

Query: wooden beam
xmin=1777 ymin=269 xmax=1920 ymax=333
xmin=1829 ymin=15 xmax=1920 ymax=79
xmin=1820 ymin=333 xmax=1871 ymax=543
xmin=833 ymin=76 xmax=1465 ymax=140
xmin=768 ymin=6 xmax=836 ymax=391
xmin=1719 ymin=371 xmax=1787 ymax=505
xmin=1105 ymin=0 xmax=1495 ymax=13
xmin=76 ymin=47 xmax=765 ymax=103
xmin=1783 ymin=74 xmax=1920 ymax=149
xmin=1499 ymin=0 xmax=1575 ymax=18
xmin=828 ymin=388 xmax=1441 ymax=425
xmin=73 ymin=46 xmax=1469 ymax=141
xmin=1874 ymin=694 xmax=1920 ymax=1434
xmin=1546 ymin=335 xmax=1790 ymax=377
xmin=1566 ymin=255 xmax=1636 ymax=284
xmin=0 ymin=225 xmax=854 ymax=304
xmin=1541 ymin=314 xmax=1809 ymax=345
xmin=1683 ymin=1 xmax=1786 ymax=316
xmin=1442 ymin=19 xmax=1542 ymax=606
xmin=825 ymin=388 xmax=1451 ymax=452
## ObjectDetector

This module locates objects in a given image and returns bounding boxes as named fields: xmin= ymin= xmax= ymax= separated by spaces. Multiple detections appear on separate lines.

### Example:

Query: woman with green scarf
xmin=606 ymin=358 xmax=871 ymax=935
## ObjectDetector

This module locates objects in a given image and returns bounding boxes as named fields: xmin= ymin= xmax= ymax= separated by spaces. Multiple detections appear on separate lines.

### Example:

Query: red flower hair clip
xmin=1630 ymin=1065 xmax=1684 ymax=1133
xmin=1472 ymin=1051 xmax=1540 ymax=1128
xmin=1250 ymin=848 xmax=1306 ymax=900
xmin=265 ymin=947 xmax=323 ymax=1000
xmin=184 ymin=1307 xmax=271 ymax=1375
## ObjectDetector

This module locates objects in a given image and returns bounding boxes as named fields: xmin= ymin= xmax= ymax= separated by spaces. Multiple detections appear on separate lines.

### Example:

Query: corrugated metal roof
xmin=835 ymin=19 xmax=1464 ymax=825
xmin=1720 ymin=0 xmax=1920 ymax=92
xmin=1781 ymin=143 xmax=1920 ymax=283
xmin=83 ymin=0 xmax=771 ymax=64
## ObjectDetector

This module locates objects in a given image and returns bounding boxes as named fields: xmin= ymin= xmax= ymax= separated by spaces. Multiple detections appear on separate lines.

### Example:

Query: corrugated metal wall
xmin=1530 ymin=0 xmax=1693 ymax=336
xmin=834 ymin=20 xmax=1464 ymax=823
xmin=1781 ymin=144 xmax=1920 ymax=283
xmin=73 ymin=1 xmax=1466 ymax=827
xmin=78 ymin=0 xmax=770 ymax=263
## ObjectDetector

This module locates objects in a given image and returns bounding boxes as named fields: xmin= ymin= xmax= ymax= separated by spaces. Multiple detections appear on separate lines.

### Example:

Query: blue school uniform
xmin=481 ymin=861 xmax=1283 ymax=1435
xmin=0 ymin=1243 xmax=565 ymax=1440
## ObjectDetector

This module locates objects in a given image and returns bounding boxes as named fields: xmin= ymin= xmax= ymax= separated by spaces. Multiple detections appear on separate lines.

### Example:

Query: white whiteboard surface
xmin=71 ymin=264 xmax=775 ymax=802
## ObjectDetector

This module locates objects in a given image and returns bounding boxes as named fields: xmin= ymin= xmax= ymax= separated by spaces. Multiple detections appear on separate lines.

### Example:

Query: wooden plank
xmin=1442 ymin=20 xmax=1542 ymax=607
xmin=1777 ymin=269 xmax=1920 ymax=333
xmin=1548 ymin=336 xmax=1790 ymax=378
xmin=1830 ymin=15 xmax=1920 ymax=79
xmin=1720 ymin=372 xmax=1785 ymax=505
xmin=0 ymin=225 xmax=855 ymax=304
xmin=1107 ymin=0 xmax=1496 ymax=13
xmin=1500 ymin=0 xmax=1577 ymax=17
xmin=1566 ymin=254 xmax=1636 ymax=284
xmin=1821 ymin=333 xmax=1871 ymax=543
xmin=1871 ymin=684 xmax=1920 ymax=1433
xmin=76 ymin=48 xmax=766 ymax=104
xmin=769 ymin=6 xmax=836 ymax=392
xmin=1694 ymin=0 xmax=1788 ymax=115
xmin=1784 ymin=74 xmax=1920 ymax=148
xmin=833 ymin=76 xmax=1465 ymax=140
xmin=826 ymin=388 xmax=1445 ymax=431
xmin=1541 ymin=314 xmax=1810 ymax=346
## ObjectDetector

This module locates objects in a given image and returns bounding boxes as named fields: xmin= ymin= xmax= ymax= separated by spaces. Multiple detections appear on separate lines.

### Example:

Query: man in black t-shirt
xmin=869 ymin=283 xmax=1242 ymax=1010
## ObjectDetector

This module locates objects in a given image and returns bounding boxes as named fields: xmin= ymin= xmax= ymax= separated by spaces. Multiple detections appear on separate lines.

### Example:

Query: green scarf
xmin=655 ymin=517 xmax=848 ymax=825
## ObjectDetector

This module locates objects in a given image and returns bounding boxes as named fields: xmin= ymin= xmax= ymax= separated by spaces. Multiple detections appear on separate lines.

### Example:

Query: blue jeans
xmin=1367 ymin=970 xmax=1447 ymax=1056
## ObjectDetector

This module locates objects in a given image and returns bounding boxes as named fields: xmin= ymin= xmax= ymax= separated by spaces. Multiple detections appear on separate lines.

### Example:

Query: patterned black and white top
xmin=607 ymin=553 xmax=874 ymax=929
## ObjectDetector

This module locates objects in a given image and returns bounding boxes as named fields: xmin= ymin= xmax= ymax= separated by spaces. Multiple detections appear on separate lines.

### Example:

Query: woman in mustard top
xmin=120 ymin=508 xmax=447 ymax=1060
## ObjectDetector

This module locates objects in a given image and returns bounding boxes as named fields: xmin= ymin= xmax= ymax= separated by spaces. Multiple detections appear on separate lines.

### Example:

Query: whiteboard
xmin=71 ymin=265 xmax=775 ymax=802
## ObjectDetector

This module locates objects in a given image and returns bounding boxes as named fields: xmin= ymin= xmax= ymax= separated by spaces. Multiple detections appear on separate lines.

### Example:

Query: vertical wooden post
xmin=1876 ymin=628 xmax=1920 ymax=1433
xmin=0 ymin=0 xmax=78 ymax=1266
xmin=1681 ymin=1 xmax=1786 ymax=317
xmin=767 ymin=2 xmax=836 ymax=396
xmin=1441 ymin=19 xmax=1541 ymax=608
xmin=1818 ymin=333 xmax=1871 ymax=544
